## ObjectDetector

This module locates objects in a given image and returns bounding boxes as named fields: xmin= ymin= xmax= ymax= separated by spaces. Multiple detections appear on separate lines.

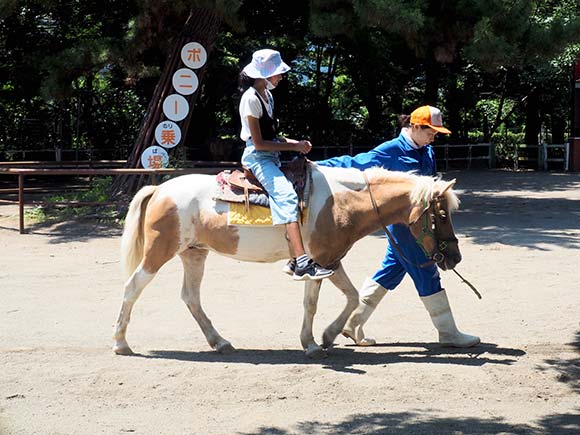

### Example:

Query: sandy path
xmin=1 ymin=170 xmax=579 ymax=435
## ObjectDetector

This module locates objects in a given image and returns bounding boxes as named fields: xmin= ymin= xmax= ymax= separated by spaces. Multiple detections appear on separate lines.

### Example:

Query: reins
xmin=362 ymin=170 xmax=482 ymax=299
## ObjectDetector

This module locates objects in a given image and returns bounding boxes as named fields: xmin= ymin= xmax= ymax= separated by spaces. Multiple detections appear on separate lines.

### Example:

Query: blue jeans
xmin=241 ymin=140 xmax=298 ymax=225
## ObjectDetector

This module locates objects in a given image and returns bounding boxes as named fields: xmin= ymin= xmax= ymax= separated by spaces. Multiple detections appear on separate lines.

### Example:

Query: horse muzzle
xmin=437 ymin=251 xmax=462 ymax=271
xmin=431 ymin=238 xmax=462 ymax=271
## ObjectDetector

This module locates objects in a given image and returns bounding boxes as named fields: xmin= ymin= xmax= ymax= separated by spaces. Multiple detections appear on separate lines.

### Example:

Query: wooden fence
xmin=0 ymin=166 xmax=235 ymax=234
xmin=432 ymin=143 xmax=494 ymax=171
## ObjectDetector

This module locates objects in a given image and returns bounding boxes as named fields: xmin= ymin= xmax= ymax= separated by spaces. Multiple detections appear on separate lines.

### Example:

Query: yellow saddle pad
xmin=228 ymin=203 xmax=273 ymax=226
xmin=227 ymin=203 xmax=308 ymax=226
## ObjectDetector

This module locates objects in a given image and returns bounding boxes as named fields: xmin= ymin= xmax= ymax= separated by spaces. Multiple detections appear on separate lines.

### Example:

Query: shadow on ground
xmin=369 ymin=171 xmax=580 ymax=250
xmin=449 ymin=170 xmax=580 ymax=194
xmin=0 ymin=216 xmax=122 ymax=244
xmin=28 ymin=219 xmax=122 ymax=244
xmin=543 ymin=330 xmax=580 ymax=394
xmin=134 ymin=343 xmax=524 ymax=375
xmin=454 ymin=195 xmax=580 ymax=249
xmin=436 ymin=171 xmax=580 ymax=250
xmin=236 ymin=409 xmax=580 ymax=435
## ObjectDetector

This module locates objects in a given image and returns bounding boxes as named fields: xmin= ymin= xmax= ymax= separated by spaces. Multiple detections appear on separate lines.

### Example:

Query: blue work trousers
xmin=372 ymin=224 xmax=442 ymax=297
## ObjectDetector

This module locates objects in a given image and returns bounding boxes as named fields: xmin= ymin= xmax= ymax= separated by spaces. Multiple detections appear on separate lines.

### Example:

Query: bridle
xmin=362 ymin=171 xmax=457 ymax=269
xmin=412 ymin=195 xmax=460 ymax=266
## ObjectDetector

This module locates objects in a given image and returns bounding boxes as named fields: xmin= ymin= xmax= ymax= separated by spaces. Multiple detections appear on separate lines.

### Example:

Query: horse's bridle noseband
xmin=363 ymin=171 xmax=457 ymax=268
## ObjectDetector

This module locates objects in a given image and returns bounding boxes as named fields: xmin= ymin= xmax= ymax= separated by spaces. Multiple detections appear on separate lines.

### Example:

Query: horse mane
xmin=312 ymin=164 xmax=368 ymax=190
xmin=364 ymin=167 xmax=460 ymax=211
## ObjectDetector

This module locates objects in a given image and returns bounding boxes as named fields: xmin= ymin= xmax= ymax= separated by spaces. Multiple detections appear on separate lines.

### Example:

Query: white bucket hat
xmin=242 ymin=49 xmax=291 ymax=79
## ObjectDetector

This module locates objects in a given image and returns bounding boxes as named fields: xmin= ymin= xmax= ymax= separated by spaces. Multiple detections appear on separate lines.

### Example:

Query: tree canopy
xmin=1 ymin=0 xmax=579 ymax=164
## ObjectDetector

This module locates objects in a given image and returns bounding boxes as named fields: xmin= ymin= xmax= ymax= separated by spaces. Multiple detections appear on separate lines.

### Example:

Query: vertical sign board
xmin=140 ymin=42 xmax=207 ymax=168
xmin=571 ymin=60 xmax=580 ymax=171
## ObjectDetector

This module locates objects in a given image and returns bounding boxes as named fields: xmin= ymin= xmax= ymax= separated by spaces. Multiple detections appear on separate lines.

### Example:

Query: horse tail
xmin=120 ymin=185 xmax=158 ymax=280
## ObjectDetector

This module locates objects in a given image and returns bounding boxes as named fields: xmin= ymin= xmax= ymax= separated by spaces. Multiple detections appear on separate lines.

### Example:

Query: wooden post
xmin=18 ymin=173 xmax=25 ymax=234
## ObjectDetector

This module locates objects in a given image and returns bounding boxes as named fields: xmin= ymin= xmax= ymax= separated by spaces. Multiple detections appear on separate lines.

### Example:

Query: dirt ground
xmin=1 ymin=170 xmax=579 ymax=435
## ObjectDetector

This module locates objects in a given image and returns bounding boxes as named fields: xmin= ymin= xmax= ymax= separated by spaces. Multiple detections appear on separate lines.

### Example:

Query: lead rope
xmin=451 ymin=269 xmax=482 ymax=299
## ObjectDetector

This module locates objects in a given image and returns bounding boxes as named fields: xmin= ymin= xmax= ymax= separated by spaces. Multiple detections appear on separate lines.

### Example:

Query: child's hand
xmin=295 ymin=140 xmax=312 ymax=154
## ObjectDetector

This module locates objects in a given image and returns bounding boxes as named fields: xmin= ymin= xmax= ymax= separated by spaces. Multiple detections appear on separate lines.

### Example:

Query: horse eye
xmin=438 ymin=210 xmax=447 ymax=220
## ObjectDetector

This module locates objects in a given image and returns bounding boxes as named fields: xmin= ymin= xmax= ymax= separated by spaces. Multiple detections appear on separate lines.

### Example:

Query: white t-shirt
xmin=239 ymin=87 xmax=274 ymax=141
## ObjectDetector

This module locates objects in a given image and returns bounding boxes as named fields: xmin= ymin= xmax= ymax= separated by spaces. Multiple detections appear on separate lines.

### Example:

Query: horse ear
xmin=436 ymin=179 xmax=456 ymax=197
xmin=409 ymin=203 xmax=425 ymax=224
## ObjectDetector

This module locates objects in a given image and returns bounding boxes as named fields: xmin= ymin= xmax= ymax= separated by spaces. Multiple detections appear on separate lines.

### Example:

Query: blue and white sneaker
xmin=292 ymin=260 xmax=334 ymax=281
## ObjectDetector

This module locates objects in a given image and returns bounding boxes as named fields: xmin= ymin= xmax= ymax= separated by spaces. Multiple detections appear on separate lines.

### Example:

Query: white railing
xmin=542 ymin=143 xmax=569 ymax=171
xmin=432 ymin=142 xmax=569 ymax=171
xmin=515 ymin=143 xmax=569 ymax=171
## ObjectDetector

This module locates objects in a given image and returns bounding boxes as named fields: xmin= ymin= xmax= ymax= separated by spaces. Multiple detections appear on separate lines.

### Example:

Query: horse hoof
xmin=305 ymin=345 xmax=327 ymax=359
xmin=322 ymin=342 xmax=335 ymax=351
xmin=216 ymin=342 xmax=236 ymax=354
xmin=322 ymin=335 xmax=336 ymax=350
xmin=113 ymin=345 xmax=134 ymax=355
xmin=358 ymin=337 xmax=377 ymax=346
xmin=341 ymin=330 xmax=357 ymax=344
xmin=341 ymin=330 xmax=376 ymax=346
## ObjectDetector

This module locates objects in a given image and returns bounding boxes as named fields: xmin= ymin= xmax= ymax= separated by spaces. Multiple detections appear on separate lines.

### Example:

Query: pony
xmin=114 ymin=164 xmax=461 ymax=358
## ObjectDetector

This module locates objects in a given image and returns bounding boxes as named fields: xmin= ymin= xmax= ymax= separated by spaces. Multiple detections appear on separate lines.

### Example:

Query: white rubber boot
xmin=421 ymin=290 xmax=480 ymax=347
xmin=342 ymin=277 xmax=388 ymax=346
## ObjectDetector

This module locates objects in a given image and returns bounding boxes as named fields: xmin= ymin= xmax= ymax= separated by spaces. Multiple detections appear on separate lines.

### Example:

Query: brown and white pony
xmin=114 ymin=165 xmax=461 ymax=358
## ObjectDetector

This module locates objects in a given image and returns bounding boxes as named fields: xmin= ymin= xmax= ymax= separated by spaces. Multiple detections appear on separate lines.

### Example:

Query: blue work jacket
xmin=317 ymin=132 xmax=436 ymax=176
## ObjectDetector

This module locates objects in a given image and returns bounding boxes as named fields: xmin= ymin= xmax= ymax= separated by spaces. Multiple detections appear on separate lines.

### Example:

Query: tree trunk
xmin=110 ymin=8 xmax=221 ymax=196
xmin=525 ymin=88 xmax=540 ymax=145
xmin=482 ymin=114 xmax=490 ymax=143
xmin=424 ymin=56 xmax=440 ymax=106
xmin=551 ymin=112 xmax=566 ymax=144
xmin=446 ymin=65 xmax=461 ymax=143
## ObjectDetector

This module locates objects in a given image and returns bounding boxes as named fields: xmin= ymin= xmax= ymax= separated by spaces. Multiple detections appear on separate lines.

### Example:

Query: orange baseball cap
xmin=410 ymin=105 xmax=451 ymax=134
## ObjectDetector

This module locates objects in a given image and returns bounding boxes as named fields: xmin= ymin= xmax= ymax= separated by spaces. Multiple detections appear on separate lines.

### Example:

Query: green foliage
xmin=24 ymin=205 xmax=47 ymax=223
xmin=1 ymin=0 xmax=579 ymax=165
xmin=330 ymin=74 xmax=366 ymax=126
xmin=476 ymin=98 xmax=518 ymax=127
xmin=32 ymin=176 xmax=123 ymax=223
xmin=465 ymin=0 xmax=580 ymax=72
xmin=310 ymin=0 xmax=423 ymax=39
xmin=492 ymin=128 xmax=525 ymax=168
xmin=47 ymin=176 xmax=111 ymax=204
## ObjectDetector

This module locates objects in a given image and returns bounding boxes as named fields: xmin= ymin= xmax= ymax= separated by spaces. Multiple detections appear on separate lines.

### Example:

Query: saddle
xmin=228 ymin=168 xmax=265 ymax=193
xmin=214 ymin=155 xmax=311 ymax=220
